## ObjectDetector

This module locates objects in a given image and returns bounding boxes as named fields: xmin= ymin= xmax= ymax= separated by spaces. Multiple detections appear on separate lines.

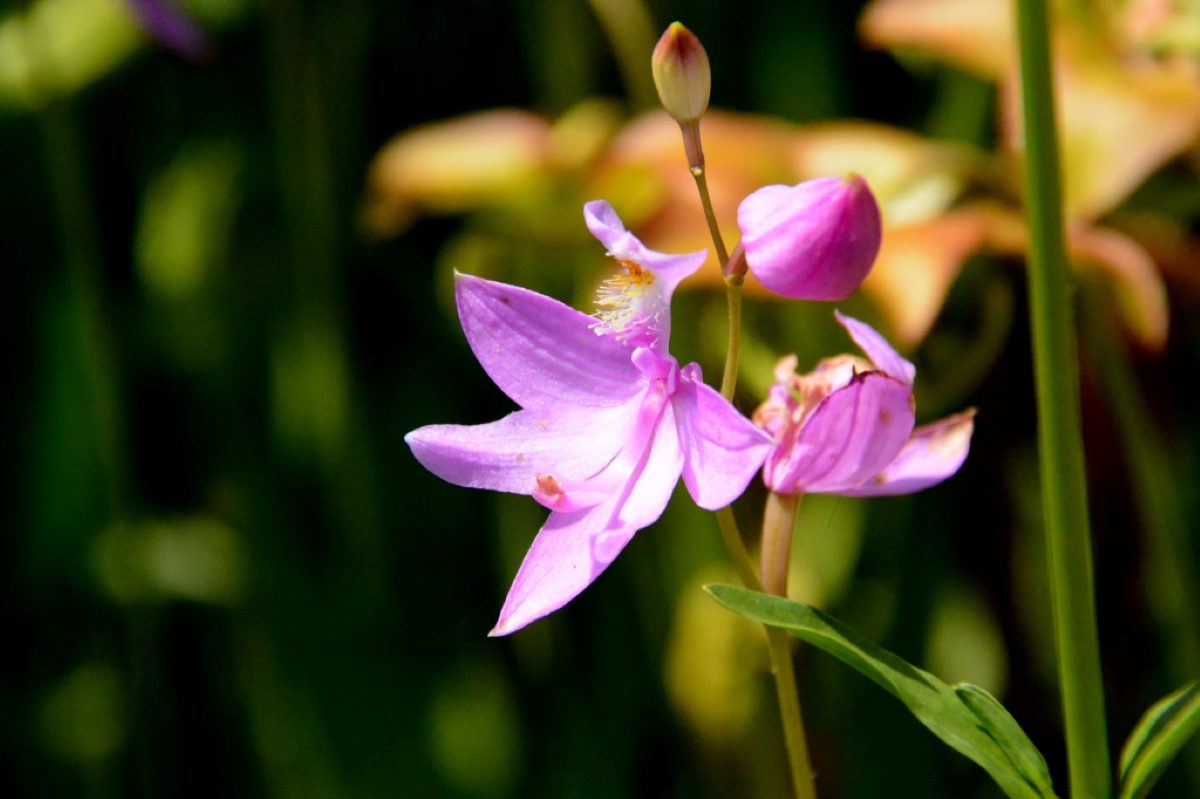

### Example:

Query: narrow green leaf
xmin=1118 ymin=682 xmax=1200 ymax=799
xmin=705 ymin=584 xmax=1059 ymax=799
xmin=956 ymin=684 xmax=1055 ymax=794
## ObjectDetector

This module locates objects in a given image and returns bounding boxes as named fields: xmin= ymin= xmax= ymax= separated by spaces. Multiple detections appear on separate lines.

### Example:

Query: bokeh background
xmin=4 ymin=0 xmax=1200 ymax=796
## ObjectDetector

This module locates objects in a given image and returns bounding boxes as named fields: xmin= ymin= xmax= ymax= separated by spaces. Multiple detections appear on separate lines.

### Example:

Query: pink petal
xmin=834 ymin=311 xmax=916 ymax=385
xmin=584 ymin=200 xmax=708 ymax=299
xmin=404 ymin=396 xmax=642 ymax=494
xmin=737 ymin=176 xmax=882 ymax=301
xmin=456 ymin=273 xmax=641 ymax=410
xmin=674 ymin=372 xmax=774 ymax=510
xmin=769 ymin=372 xmax=915 ymax=494
xmin=489 ymin=405 xmax=684 ymax=635
xmin=839 ymin=409 xmax=975 ymax=497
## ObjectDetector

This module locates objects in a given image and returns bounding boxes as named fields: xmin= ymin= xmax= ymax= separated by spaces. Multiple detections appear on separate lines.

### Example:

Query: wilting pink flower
xmin=406 ymin=201 xmax=773 ymax=635
xmin=754 ymin=311 xmax=973 ymax=496
xmin=737 ymin=175 xmax=882 ymax=301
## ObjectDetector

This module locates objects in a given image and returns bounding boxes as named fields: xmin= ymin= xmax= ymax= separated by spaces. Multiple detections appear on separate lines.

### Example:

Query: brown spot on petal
xmin=535 ymin=473 xmax=562 ymax=498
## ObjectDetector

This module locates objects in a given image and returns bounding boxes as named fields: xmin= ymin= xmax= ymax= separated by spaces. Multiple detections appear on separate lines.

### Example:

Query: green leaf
xmin=1118 ymin=682 xmax=1200 ymax=799
xmin=705 ymin=584 xmax=1058 ymax=799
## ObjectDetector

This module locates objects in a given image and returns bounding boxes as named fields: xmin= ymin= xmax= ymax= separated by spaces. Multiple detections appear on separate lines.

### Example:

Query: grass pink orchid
xmin=406 ymin=201 xmax=773 ymax=635
xmin=754 ymin=311 xmax=974 ymax=497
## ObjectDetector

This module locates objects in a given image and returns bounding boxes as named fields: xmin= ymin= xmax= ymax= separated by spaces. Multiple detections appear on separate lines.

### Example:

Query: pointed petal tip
xmin=833 ymin=310 xmax=916 ymax=385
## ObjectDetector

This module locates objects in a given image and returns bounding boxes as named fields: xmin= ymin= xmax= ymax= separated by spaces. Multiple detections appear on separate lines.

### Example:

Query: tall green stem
xmin=760 ymin=493 xmax=816 ymax=798
xmin=1014 ymin=2 xmax=1111 ymax=796
xmin=687 ymin=144 xmax=816 ymax=799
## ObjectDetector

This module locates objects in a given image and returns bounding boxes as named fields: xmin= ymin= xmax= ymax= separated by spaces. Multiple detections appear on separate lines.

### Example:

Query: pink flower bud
xmin=737 ymin=175 xmax=882 ymax=301
xmin=651 ymin=23 xmax=711 ymax=124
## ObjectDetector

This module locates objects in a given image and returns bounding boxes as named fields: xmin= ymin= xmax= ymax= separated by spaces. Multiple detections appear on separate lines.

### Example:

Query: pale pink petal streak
xmin=455 ymin=273 xmax=641 ymax=409
xmin=839 ymin=409 xmax=975 ymax=496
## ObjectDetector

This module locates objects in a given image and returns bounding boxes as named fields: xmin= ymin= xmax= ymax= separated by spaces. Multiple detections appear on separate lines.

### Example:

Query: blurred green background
xmin=4 ymin=0 xmax=1200 ymax=796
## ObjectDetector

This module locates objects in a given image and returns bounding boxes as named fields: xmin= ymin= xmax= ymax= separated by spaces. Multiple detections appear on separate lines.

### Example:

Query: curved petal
xmin=674 ymin=375 xmax=774 ymax=510
xmin=835 ymin=310 xmax=916 ymax=384
xmin=405 ymin=395 xmax=642 ymax=494
xmin=772 ymin=372 xmax=915 ymax=494
xmin=584 ymin=200 xmax=708 ymax=298
xmin=840 ymin=409 xmax=975 ymax=497
xmin=456 ymin=273 xmax=641 ymax=409
xmin=489 ymin=404 xmax=684 ymax=635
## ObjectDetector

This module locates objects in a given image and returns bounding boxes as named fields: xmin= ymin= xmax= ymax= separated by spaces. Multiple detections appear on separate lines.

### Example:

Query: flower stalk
xmin=761 ymin=492 xmax=799 ymax=597
xmin=1014 ymin=0 xmax=1111 ymax=796
xmin=672 ymin=93 xmax=817 ymax=799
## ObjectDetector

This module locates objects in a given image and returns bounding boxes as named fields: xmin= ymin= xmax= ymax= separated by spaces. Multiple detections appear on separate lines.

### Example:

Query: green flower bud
xmin=652 ymin=23 xmax=711 ymax=124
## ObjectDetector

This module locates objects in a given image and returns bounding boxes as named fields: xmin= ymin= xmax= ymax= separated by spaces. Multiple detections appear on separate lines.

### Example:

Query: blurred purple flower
xmin=754 ymin=311 xmax=974 ymax=496
xmin=127 ymin=0 xmax=208 ymax=60
xmin=737 ymin=175 xmax=882 ymax=300
xmin=406 ymin=201 xmax=773 ymax=635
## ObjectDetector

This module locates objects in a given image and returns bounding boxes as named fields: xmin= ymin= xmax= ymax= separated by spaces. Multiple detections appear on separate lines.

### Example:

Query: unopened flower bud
xmin=737 ymin=175 xmax=882 ymax=301
xmin=652 ymin=23 xmax=711 ymax=124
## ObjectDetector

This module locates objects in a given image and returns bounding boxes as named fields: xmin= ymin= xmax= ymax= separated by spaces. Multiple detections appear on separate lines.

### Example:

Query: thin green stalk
xmin=760 ymin=493 xmax=817 ymax=799
xmin=720 ymin=279 xmax=743 ymax=400
xmin=767 ymin=627 xmax=816 ymax=799
xmin=715 ymin=506 xmax=763 ymax=592
xmin=692 ymin=166 xmax=730 ymax=267
xmin=761 ymin=492 xmax=799 ymax=598
xmin=1014 ymin=1 xmax=1111 ymax=796
xmin=688 ymin=142 xmax=816 ymax=799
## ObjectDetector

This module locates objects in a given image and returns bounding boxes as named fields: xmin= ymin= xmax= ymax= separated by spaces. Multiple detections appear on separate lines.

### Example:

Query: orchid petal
xmin=404 ymin=396 xmax=642 ymax=494
xmin=584 ymin=200 xmax=708 ymax=298
xmin=840 ymin=409 xmax=975 ymax=496
xmin=490 ymin=405 xmax=684 ymax=635
xmin=455 ymin=273 xmax=641 ymax=409
xmin=674 ymin=376 xmax=775 ymax=510
xmin=772 ymin=372 xmax=915 ymax=494
xmin=835 ymin=310 xmax=916 ymax=384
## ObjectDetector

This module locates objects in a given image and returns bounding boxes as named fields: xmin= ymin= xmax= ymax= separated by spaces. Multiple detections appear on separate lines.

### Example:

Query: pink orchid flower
xmin=406 ymin=201 xmax=773 ymax=635
xmin=754 ymin=311 xmax=974 ymax=496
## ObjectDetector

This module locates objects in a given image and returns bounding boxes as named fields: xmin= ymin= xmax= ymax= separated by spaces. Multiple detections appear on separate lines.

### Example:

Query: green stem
xmin=767 ymin=627 xmax=816 ymax=799
xmin=715 ymin=506 xmax=763 ymax=592
xmin=761 ymin=492 xmax=799 ymax=597
xmin=1014 ymin=2 xmax=1111 ymax=797
xmin=692 ymin=166 xmax=730 ymax=267
xmin=720 ymin=279 xmax=743 ymax=400
xmin=760 ymin=493 xmax=817 ymax=799
xmin=684 ymin=127 xmax=815 ymax=799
